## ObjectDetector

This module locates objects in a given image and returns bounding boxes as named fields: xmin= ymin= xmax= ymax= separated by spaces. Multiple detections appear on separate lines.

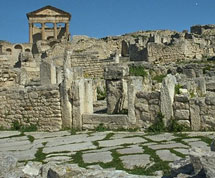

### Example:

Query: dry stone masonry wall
xmin=0 ymin=85 xmax=62 ymax=131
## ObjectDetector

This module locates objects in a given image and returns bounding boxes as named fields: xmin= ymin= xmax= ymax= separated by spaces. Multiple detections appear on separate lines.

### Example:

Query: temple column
xmin=65 ymin=23 xmax=70 ymax=38
xmin=41 ymin=23 xmax=45 ymax=40
xmin=29 ymin=23 xmax=33 ymax=43
xmin=54 ymin=23 xmax=57 ymax=39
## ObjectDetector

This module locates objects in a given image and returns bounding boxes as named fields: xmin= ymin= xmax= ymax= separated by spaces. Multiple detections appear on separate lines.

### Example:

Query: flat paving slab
xmin=156 ymin=150 xmax=181 ymax=162
xmin=117 ymin=145 xmax=144 ymax=154
xmin=0 ymin=131 xmax=20 ymax=138
xmin=174 ymin=148 xmax=189 ymax=155
xmin=120 ymin=154 xmax=151 ymax=169
xmin=43 ymin=141 xmax=96 ymax=154
xmin=187 ymin=141 xmax=210 ymax=150
xmin=82 ymin=151 xmax=113 ymax=163
xmin=145 ymin=133 xmax=177 ymax=142
xmin=148 ymin=142 xmax=189 ymax=150
xmin=98 ymin=137 xmax=147 ymax=147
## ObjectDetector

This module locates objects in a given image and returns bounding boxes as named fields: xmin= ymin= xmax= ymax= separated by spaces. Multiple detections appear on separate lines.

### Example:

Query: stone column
xmin=65 ymin=23 xmax=70 ymax=37
xmin=104 ymin=65 xmax=129 ymax=114
xmin=29 ymin=23 xmax=33 ymax=43
xmin=54 ymin=23 xmax=57 ymax=39
xmin=41 ymin=23 xmax=45 ymax=40
xmin=128 ymin=77 xmax=143 ymax=124
xmin=160 ymin=74 xmax=177 ymax=125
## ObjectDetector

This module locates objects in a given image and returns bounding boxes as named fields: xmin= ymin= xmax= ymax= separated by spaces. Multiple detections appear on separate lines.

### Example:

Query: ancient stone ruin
xmin=1 ymin=5 xmax=215 ymax=132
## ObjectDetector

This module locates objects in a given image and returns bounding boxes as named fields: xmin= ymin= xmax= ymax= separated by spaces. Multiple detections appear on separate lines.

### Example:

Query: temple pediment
xmin=36 ymin=9 xmax=61 ymax=16
xmin=27 ymin=5 xmax=71 ymax=19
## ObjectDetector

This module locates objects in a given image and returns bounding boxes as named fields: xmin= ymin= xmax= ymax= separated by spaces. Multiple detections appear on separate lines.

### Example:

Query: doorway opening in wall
xmin=93 ymin=81 xmax=107 ymax=114
xmin=6 ymin=48 xmax=12 ymax=55
xmin=14 ymin=44 xmax=23 ymax=53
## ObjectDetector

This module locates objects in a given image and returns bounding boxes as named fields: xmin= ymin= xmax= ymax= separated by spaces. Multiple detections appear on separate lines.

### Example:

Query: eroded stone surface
xmin=156 ymin=150 xmax=181 ymax=161
xmin=82 ymin=151 xmax=113 ymax=163
xmin=0 ymin=131 xmax=214 ymax=178
xmin=145 ymin=133 xmax=176 ymax=142
xmin=148 ymin=142 xmax=189 ymax=150
xmin=43 ymin=141 xmax=96 ymax=154
xmin=98 ymin=137 xmax=147 ymax=147
xmin=0 ymin=131 xmax=20 ymax=138
xmin=117 ymin=145 xmax=144 ymax=154
xmin=120 ymin=154 xmax=151 ymax=169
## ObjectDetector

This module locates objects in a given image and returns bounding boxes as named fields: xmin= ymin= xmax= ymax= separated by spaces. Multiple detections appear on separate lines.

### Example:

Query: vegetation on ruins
xmin=147 ymin=112 xmax=166 ymax=133
xmin=129 ymin=66 xmax=148 ymax=78
xmin=152 ymin=74 xmax=167 ymax=83
xmin=97 ymin=87 xmax=106 ymax=100
xmin=147 ymin=113 xmax=190 ymax=133
xmin=175 ymin=84 xmax=183 ymax=95
xmin=11 ymin=120 xmax=37 ymax=132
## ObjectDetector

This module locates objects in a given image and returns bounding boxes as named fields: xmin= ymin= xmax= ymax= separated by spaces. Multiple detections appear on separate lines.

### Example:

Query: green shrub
xmin=97 ymin=87 xmax=106 ymax=100
xmin=11 ymin=120 xmax=37 ymax=132
xmin=189 ymin=90 xmax=195 ymax=98
xmin=175 ymin=84 xmax=182 ymax=94
xmin=167 ymin=119 xmax=190 ymax=132
xmin=23 ymin=124 xmax=37 ymax=132
xmin=147 ymin=112 xmax=166 ymax=133
xmin=11 ymin=120 xmax=21 ymax=131
xmin=152 ymin=74 xmax=167 ymax=83
xmin=117 ymin=109 xmax=128 ymax=114
xmin=203 ymin=65 xmax=211 ymax=74
xmin=129 ymin=66 xmax=148 ymax=78
xmin=95 ymin=123 xmax=109 ymax=132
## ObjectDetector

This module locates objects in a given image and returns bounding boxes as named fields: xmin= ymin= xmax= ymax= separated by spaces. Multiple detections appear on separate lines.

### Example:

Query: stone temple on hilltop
xmin=0 ymin=5 xmax=215 ymax=132
xmin=27 ymin=5 xmax=71 ymax=43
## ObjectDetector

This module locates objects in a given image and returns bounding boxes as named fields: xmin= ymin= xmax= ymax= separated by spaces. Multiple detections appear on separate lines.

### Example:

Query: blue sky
xmin=0 ymin=0 xmax=214 ymax=43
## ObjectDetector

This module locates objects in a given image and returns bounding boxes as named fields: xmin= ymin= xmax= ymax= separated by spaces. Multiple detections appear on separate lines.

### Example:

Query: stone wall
xmin=135 ymin=91 xmax=161 ymax=128
xmin=0 ymin=68 xmax=19 ymax=87
xmin=0 ymin=85 xmax=62 ymax=131
xmin=70 ymin=55 xmax=114 ymax=78
xmin=134 ymin=87 xmax=215 ymax=131
xmin=146 ymin=40 xmax=205 ymax=62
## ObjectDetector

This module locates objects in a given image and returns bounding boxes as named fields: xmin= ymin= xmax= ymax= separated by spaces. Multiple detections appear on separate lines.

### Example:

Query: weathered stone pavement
xmin=0 ymin=130 xmax=214 ymax=177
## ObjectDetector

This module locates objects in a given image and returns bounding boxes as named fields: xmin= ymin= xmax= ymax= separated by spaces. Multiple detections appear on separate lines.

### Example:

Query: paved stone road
xmin=0 ymin=130 xmax=214 ymax=177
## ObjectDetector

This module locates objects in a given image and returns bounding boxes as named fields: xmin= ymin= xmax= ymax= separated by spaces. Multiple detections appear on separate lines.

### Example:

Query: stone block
xmin=177 ymin=120 xmax=190 ymax=128
xmin=174 ymin=102 xmax=189 ymax=110
xmin=40 ymin=61 xmax=56 ymax=85
xmin=174 ymin=94 xmax=189 ymax=103
xmin=106 ymin=80 xmax=125 ymax=114
xmin=104 ymin=65 xmax=129 ymax=80
xmin=190 ymin=99 xmax=201 ymax=131
xmin=205 ymin=96 xmax=215 ymax=105
xmin=160 ymin=74 xmax=177 ymax=125
xmin=128 ymin=77 xmax=143 ymax=124
xmin=195 ymin=77 xmax=206 ymax=96
xmin=183 ymin=68 xmax=196 ymax=78
xmin=206 ymin=81 xmax=215 ymax=92
xmin=175 ymin=110 xmax=190 ymax=120
xmin=134 ymin=103 xmax=149 ymax=112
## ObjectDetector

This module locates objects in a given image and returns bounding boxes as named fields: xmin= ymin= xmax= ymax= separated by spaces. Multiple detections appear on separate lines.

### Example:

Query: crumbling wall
xmin=0 ymin=69 xmax=18 ymax=87
xmin=0 ymin=85 xmax=62 ymax=131
xmin=71 ymin=56 xmax=114 ymax=78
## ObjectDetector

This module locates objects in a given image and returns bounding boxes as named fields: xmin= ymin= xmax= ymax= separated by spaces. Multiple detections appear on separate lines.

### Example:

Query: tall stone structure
xmin=26 ymin=5 xmax=71 ymax=43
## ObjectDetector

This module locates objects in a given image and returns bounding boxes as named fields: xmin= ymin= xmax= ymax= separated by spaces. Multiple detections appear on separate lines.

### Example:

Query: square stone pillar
xmin=104 ymin=65 xmax=129 ymax=114
xmin=41 ymin=23 xmax=45 ymax=40
xmin=29 ymin=23 xmax=33 ymax=43
xmin=128 ymin=77 xmax=143 ymax=124
xmin=54 ymin=23 xmax=57 ymax=39
xmin=65 ymin=23 xmax=70 ymax=38
xmin=71 ymin=79 xmax=93 ymax=130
